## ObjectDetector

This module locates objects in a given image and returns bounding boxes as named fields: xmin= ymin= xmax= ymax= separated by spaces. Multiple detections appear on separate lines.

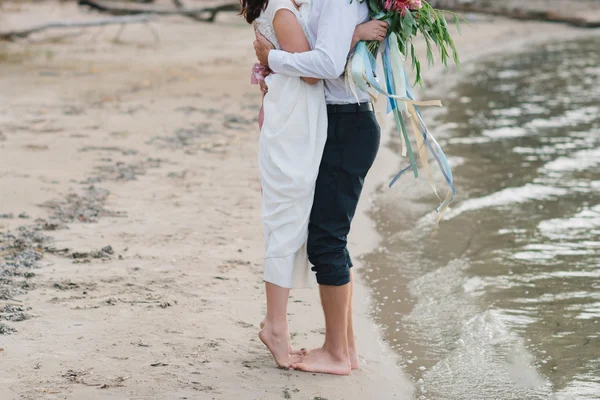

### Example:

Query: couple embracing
xmin=241 ymin=0 xmax=388 ymax=376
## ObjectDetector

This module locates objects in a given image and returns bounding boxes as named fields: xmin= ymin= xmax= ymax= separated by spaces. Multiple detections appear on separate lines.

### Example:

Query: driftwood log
xmin=432 ymin=1 xmax=600 ymax=28
xmin=78 ymin=0 xmax=240 ymax=23
xmin=0 ymin=15 xmax=155 ymax=40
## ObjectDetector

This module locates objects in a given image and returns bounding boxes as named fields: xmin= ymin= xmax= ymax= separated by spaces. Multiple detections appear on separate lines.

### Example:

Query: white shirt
xmin=267 ymin=0 xmax=370 ymax=105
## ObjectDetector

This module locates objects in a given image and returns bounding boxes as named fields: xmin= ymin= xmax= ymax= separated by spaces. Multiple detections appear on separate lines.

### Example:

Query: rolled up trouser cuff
xmin=313 ymin=264 xmax=351 ymax=286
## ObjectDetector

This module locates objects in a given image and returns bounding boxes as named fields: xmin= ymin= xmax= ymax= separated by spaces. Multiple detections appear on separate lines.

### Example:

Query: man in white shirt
xmin=254 ymin=0 xmax=386 ymax=376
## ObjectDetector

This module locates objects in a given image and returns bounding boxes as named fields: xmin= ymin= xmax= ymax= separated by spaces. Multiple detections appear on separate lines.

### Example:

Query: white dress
xmin=255 ymin=0 xmax=327 ymax=289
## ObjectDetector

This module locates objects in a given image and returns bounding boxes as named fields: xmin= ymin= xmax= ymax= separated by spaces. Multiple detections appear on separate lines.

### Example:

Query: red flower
xmin=384 ymin=0 xmax=422 ymax=15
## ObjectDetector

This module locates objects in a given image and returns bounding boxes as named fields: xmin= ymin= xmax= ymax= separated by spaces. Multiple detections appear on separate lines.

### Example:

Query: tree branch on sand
xmin=170 ymin=0 xmax=204 ymax=22
xmin=0 ymin=15 xmax=155 ymax=40
xmin=171 ymin=0 xmax=185 ymax=8
xmin=429 ymin=0 xmax=600 ymax=28
xmin=78 ymin=0 xmax=240 ymax=23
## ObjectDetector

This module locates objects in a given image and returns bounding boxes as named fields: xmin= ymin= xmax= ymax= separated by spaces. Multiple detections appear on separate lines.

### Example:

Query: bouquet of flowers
xmin=358 ymin=0 xmax=462 ymax=86
xmin=348 ymin=0 xmax=463 ymax=222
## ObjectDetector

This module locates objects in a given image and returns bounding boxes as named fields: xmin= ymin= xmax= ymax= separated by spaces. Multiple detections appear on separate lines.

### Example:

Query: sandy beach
xmin=0 ymin=2 xmax=595 ymax=399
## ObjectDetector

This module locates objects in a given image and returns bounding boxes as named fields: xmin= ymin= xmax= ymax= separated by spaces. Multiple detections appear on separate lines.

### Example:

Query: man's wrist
xmin=264 ymin=49 xmax=274 ymax=68
xmin=351 ymin=31 xmax=360 ymax=49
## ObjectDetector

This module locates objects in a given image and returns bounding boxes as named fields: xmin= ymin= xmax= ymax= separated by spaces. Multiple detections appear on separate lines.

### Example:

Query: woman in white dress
xmin=241 ymin=0 xmax=388 ymax=369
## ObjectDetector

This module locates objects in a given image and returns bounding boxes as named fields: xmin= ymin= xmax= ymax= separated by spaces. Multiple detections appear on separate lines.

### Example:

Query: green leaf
xmin=440 ymin=11 xmax=448 ymax=28
xmin=440 ymin=45 xmax=448 ymax=66
xmin=461 ymin=13 xmax=471 ymax=26
xmin=389 ymin=13 xmax=398 ymax=32
xmin=406 ymin=10 xmax=416 ymax=26
xmin=426 ymin=45 xmax=434 ymax=66
xmin=414 ymin=58 xmax=422 ymax=88
xmin=397 ymin=36 xmax=406 ymax=56
xmin=452 ymin=13 xmax=462 ymax=35
xmin=452 ymin=49 xmax=461 ymax=70
xmin=368 ymin=0 xmax=380 ymax=14
xmin=403 ymin=16 xmax=414 ymax=37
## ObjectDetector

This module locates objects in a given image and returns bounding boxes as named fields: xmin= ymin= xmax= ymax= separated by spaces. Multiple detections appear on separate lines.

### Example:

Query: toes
xmin=291 ymin=362 xmax=308 ymax=371
xmin=277 ymin=361 xmax=292 ymax=370
xmin=289 ymin=354 xmax=304 ymax=364
xmin=290 ymin=348 xmax=307 ymax=355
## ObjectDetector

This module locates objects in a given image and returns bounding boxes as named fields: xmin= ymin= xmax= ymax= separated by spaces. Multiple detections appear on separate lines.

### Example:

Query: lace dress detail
xmin=253 ymin=0 xmax=309 ymax=50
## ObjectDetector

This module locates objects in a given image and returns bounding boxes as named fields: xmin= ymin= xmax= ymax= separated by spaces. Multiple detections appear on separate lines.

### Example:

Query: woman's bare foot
xmin=259 ymin=323 xmax=303 ymax=369
xmin=291 ymin=347 xmax=351 ymax=376
xmin=260 ymin=319 xmax=306 ymax=355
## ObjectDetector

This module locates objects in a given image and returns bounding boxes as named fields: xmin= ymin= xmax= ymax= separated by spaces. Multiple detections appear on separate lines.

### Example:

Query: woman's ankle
xmin=262 ymin=318 xmax=288 ymax=333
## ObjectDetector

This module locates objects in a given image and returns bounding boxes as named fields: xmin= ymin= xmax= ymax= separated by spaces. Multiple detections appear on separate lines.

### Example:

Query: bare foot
xmin=349 ymin=348 xmax=359 ymax=370
xmin=259 ymin=323 xmax=303 ymax=369
xmin=291 ymin=347 xmax=351 ymax=376
xmin=260 ymin=319 xmax=305 ymax=355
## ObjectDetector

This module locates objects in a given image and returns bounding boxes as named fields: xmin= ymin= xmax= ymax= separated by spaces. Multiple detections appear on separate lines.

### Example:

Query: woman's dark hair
xmin=240 ymin=0 xmax=269 ymax=24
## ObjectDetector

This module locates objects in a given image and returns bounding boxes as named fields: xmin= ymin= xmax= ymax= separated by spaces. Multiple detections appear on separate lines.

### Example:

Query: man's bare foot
xmin=260 ymin=319 xmax=305 ymax=355
xmin=299 ymin=347 xmax=357 ymax=370
xmin=291 ymin=347 xmax=351 ymax=376
xmin=349 ymin=348 xmax=359 ymax=370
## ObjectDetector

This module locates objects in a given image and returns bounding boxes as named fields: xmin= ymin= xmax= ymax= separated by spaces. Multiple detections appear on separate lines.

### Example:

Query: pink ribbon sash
xmin=251 ymin=63 xmax=271 ymax=129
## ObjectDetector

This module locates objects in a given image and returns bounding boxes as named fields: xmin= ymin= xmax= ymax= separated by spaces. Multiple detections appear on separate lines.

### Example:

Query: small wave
xmin=482 ymin=126 xmax=528 ymax=139
xmin=538 ymin=205 xmax=600 ymax=240
xmin=448 ymin=136 xmax=492 ymax=145
xmin=526 ymin=106 xmax=599 ymax=130
xmin=445 ymin=184 xmax=568 ymax=220
xmin=555 ymin=379 xmax=600 ymax=400
xmin=513 ymin=242 xmax=599 ymax=260
xmin=541 ymin=147 xmax=600 ymax=173
xmin=417 ymin=308 xmax=551 ymax=400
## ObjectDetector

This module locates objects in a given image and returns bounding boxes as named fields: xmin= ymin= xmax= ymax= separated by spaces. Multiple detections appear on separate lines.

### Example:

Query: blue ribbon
xmin=405 ymin=69 xmax=456 ymax=210
xmin=349 ymin=37 xmax=457 ymax=219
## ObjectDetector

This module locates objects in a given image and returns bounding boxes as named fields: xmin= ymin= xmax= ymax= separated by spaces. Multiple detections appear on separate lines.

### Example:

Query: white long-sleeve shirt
xmin=267 ymin=0 xmax=370 ymax=105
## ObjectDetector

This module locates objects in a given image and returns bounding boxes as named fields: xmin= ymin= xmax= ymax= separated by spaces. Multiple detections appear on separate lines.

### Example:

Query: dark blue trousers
xmin=307 ymin=106 xmax=381 ymax=286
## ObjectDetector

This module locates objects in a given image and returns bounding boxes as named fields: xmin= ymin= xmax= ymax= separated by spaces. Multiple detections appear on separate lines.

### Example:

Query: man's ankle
xmin=323 ymin=343 xmax=349 ymax=361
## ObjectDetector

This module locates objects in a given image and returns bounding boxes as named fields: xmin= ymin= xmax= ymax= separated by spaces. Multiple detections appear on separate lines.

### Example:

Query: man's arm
xmin=263 ymin=0 xmax=358 ymax=80
xmin=273 ymin=9 xmax=319 ymax=85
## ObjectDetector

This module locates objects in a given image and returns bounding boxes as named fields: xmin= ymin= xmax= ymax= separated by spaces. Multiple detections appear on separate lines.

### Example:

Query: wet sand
xmin=0 ymin=2 xmax=594 ymax=399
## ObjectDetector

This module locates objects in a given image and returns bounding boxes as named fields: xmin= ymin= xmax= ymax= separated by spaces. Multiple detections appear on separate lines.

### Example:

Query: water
xmin=363 ymin=36 xmax=600 ymax=399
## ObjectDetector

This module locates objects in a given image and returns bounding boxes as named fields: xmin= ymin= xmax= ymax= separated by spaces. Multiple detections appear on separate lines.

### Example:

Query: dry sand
xmin=0 ymin=2 xmax=594 ymax=399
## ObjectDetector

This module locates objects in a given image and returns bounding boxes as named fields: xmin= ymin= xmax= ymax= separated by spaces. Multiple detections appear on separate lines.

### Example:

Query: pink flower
xmin=384 ymin=0 xmax=422 ymax=15
xmin=409 ymin=0 xmax=422 ymax=9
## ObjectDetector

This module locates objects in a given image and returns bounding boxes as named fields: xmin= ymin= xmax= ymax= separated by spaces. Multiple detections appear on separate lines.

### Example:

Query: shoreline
xmin=0 ymin=2 xmax=597 ymax=399
xmin=357 ymin=11 xmax=598 ymax=395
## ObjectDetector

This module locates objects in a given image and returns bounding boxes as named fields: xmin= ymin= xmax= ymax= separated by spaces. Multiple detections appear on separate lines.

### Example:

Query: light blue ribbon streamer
xmin=383 ymin=39 xmax=395 ymax=114
xmin=349 ymin=36 xmax=457 ymax=219
xmin=354 ymin=39 xmax=419 ymax=178
xmin=383 ymin=35 xmax=420 ymax=178
xmin=404 ymin=67 xmax=456 ymax=211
